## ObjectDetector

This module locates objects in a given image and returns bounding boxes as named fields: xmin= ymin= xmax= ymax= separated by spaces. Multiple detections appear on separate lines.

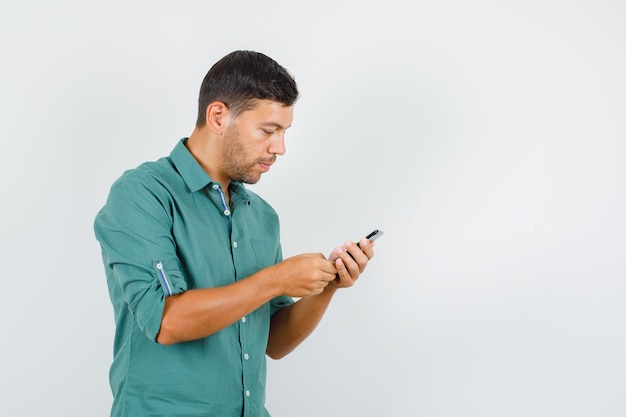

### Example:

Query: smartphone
xmin=357 ymin=229 xmax=383 ymax=248
xmin=330 ymin=229 xmax=383 ymax=261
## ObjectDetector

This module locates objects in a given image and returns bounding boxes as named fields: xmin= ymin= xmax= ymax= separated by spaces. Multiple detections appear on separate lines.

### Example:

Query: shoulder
xmin=111 ymin=157 xmax=178 ymax=196
xmin=116 ymin=157 xmax=175 ymax=185
xmin=101 ymin=157 xmax=181 ymax=218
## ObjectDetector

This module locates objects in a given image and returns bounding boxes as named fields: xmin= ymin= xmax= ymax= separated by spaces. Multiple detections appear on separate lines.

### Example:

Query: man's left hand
xmin=328 ymin=237 xmax=375 ymax=288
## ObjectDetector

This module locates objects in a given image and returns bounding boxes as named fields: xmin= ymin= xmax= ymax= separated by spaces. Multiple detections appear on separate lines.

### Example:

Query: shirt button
xmin=224 ymin=209 xmax=231 ymax=216
xmin=244 ymin=353 xmax=249 ymax=360
xmin=233 ymin=241 xmax=238 ymax=248
xmin=212 ymin=184 xmax=219 ymax=190
xmin=245 ymin=390 xmax=251 ymax=397
xmin=241 ymin=317 xmax=247 ymax=323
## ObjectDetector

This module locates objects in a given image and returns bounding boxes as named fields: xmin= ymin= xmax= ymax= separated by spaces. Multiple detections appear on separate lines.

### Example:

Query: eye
xmin=262 ymin=129 xmax=275 ymax=135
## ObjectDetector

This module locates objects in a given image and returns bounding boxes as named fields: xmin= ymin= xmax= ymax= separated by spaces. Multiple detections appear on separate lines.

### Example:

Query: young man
xmin=94 ymin=50 xmax=375 ymax=417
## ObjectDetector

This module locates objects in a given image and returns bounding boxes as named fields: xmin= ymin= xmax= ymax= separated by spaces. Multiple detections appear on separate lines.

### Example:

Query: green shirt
xmin=94 ymin=139 xmax=293 ymax=417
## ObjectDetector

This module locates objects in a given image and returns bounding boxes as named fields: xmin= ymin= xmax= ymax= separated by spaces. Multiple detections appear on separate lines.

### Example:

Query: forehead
xmin=235 ymin=99 xmax=294 ymax=128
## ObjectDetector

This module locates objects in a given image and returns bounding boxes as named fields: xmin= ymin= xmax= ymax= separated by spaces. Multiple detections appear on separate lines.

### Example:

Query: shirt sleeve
xmin=94 ymin=172 xmax=187 ymax=342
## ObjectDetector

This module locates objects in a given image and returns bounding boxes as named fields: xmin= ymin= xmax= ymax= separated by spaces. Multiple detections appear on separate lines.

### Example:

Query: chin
xmin=240 ymin=175 xmax=261 ymax=185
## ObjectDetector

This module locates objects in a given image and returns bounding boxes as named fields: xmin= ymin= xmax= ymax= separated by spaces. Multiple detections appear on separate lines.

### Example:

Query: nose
xmin=269 ymin=133 xmax=286 ymax=156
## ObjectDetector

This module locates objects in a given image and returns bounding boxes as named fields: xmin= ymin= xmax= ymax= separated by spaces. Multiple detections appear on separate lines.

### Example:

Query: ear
xmin=205 ymin=101 xmax=230 ymax=135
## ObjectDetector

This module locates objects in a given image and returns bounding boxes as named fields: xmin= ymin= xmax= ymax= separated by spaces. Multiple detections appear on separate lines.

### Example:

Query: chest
xmin=169 ymin=190 xmax=280 ymax=289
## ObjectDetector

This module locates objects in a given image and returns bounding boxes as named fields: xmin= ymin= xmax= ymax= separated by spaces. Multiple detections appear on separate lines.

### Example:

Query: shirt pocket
xmin=249 ymin=238 xmax=280 ymax=271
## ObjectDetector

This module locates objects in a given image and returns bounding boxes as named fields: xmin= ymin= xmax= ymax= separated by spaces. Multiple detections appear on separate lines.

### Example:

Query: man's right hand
xmin=269 ymin=253 xmax=337 ymax=298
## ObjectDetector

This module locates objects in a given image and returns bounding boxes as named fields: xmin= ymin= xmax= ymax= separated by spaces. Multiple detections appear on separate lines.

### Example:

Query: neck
xmin=186 ymin=126 xmax=231 ymax=190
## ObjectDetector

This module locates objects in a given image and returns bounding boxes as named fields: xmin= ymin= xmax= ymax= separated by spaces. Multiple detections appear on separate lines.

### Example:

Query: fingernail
xmin=360 ymin=238 xmax=368 ymax=246
xmin=344 ymin=240 xmax=352 ymax=247
xmin=335 ymin=247 xmax=343 ymax=254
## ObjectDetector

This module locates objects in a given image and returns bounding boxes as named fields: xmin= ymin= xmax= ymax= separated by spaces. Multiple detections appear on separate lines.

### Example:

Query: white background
xmin=1 ymin=1 xmax=625 ymax=416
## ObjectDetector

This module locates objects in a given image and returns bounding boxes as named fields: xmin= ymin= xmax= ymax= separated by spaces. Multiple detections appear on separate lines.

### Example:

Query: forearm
xmin=266 ymin=283 xmax=339 ymax=359
xmin=157 ymin=268 xmax=280 ymax=345
xmin=157 ymin=252 xmax=338 ymax=345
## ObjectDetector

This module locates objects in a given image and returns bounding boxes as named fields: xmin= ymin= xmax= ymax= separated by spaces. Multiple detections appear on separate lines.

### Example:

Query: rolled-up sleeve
xmin=95 ymin=172 xmax=187 ymax=341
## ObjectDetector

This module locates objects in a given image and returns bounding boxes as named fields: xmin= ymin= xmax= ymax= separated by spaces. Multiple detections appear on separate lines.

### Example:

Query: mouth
xmin=258 ymin=158 xmax=275 ymax=172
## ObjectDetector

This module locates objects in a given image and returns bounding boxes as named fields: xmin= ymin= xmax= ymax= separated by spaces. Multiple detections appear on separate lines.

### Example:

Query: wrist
xmin=323 ymin=279 xmax=340 ymax=294
xmin=258 ymin=263 xmax=287 ymax=297
xmin=252 ymin=265 xmax=284 ymax=299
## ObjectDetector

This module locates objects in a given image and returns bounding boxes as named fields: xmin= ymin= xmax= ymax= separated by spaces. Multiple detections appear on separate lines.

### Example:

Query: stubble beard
xmin=222 ymin=128 xmax=275 ymax=185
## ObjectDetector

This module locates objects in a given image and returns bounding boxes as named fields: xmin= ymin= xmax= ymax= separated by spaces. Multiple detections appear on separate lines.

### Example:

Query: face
xmin=220 ymin=100 xmax=293 ymax=184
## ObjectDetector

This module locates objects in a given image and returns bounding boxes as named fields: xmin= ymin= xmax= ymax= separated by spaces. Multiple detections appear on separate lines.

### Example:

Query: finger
xmin=335 ymin=258 xmax=355 ymax=287
xmin=357 ymin=238 xmax=375 ymax=259
xmin=344 ymin=240 xmax=369 ymax=272
xmin=319 ymin=258 xmax=340 ymax=278
xmin=333 ymin=245 xmax=358 ymax=272
xmin=331 ymin=245 xmax=362 ymax=284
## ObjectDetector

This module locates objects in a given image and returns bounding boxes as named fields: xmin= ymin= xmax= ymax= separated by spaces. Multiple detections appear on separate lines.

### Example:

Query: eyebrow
xmin=260 ymin=121 xmax=291 ymax=130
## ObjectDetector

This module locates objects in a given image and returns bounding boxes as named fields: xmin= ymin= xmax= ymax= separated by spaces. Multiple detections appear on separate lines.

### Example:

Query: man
xmin=94 ymin=50 xmax=375 ymax=417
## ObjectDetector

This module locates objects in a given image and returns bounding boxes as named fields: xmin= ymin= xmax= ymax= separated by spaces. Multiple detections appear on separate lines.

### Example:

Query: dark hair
xmin=196 ymin=50 xmax=299 ymax=127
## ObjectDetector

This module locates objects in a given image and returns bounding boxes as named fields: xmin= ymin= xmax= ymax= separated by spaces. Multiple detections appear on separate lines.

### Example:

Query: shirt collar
xmin=170 ymin=138 xmax=250 ymax=203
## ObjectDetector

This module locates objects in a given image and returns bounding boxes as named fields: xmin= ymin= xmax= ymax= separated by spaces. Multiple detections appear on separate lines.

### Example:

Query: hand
xmin=328 ymin=237 xmax=375 ymax=288
xmin=270 ymin=253 xmax=338 ymax=297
